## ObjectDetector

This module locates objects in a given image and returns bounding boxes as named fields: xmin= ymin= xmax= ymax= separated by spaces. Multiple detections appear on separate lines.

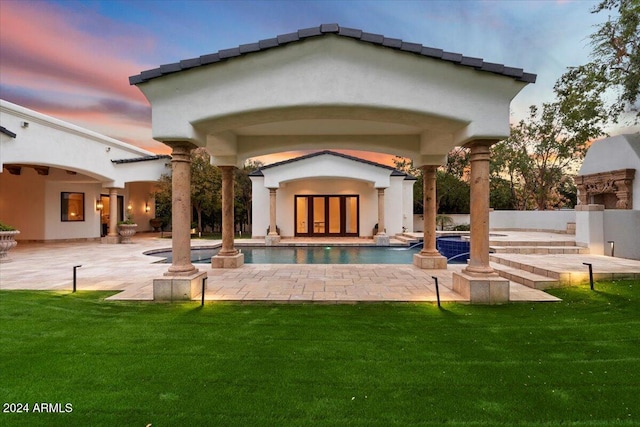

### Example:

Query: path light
xmin=431 ymin=276 xmax=441 ymax=308
xmin=608 ymin=241 xmax=615 ymax=257
xmin=583 ymin=263 xmax=594 ymax=291
xmin=73 ymin=265 xmax=83 ymax=292
xmin=201 ymin=277 xmax=207 ymax=306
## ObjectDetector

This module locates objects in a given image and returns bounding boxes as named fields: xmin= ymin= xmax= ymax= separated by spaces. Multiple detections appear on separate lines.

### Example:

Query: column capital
xmin=463 ymin=139 xmax=500 ymax=149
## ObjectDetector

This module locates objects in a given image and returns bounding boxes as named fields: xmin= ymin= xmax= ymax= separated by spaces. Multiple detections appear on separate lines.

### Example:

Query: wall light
xmin=127 ymin=203 xmax=132 ymax=211
xmin=145 ymin=203 xmax=151 ymax=213
xmin=21 ymin=121 xmax=29 ymax=128
xmin=96 ymin=200 xmax=103 ymax=211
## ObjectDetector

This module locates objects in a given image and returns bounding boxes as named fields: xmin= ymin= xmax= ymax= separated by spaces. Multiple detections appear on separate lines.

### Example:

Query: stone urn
xmin=0 ymin=230 xmax=20 ymax=262
xmin=149 ymin=218 xmax=163 ymax=232
xmin=118 ymin=224 xmax=137 ymax=244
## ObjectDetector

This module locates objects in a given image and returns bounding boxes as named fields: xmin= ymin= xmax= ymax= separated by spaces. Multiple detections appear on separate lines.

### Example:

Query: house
xmin=249 ymin=150 xmax=416 ymax=243
xmin=0 ymin=100 xmax=169 ymax=242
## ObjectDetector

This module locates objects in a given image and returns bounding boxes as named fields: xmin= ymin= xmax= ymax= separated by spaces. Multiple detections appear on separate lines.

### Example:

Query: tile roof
xmin=111 ymin=155 xmax=171 ymax=164
xmin=130 ymin=24 xmax=536 ymax=85
xmin=248 ymin=150 xmax=414 ymax=179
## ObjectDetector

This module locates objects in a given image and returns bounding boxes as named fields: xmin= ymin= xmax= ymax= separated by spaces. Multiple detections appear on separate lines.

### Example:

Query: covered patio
xmin=129 ymin=24 xmax=536 ymax=303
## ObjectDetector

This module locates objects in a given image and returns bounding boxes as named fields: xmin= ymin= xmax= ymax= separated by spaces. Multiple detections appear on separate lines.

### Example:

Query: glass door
xmin=295 ymin=195 xmax=359 ymax=237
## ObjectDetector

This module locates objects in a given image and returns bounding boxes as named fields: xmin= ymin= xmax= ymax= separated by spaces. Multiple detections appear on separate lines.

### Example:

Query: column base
xmin=452 ymin=271 xmax=509 ymax=304
xmin=212 ymin=252 xmax=245 ymax=268
xmin=413 ymin=253 xmax=447 ymax=269
xmin=374 ymin=234 xmax=390 ymax=246
xmin=265 ymin=235 xmax=281 ymax=246
xmin=101 ymin=236 xmax=120 ymax=244
xmin=153 ymin=271 xmax=207 ymax=301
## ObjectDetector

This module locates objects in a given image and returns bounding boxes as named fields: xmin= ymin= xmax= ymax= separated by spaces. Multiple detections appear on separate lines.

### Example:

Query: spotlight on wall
xmin=145 ymin=203 xmax=151 ymax=213
xmin=96 ymin=200 xmax=103 ymax=211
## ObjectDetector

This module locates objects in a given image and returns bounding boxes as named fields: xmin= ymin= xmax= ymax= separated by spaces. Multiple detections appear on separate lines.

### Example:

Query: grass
xmin=1 ymin=282 xmax=639 ymax=426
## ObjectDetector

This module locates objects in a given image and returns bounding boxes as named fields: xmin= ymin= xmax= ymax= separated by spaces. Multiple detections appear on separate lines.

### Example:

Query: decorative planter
xmin=0 ymin=230 xmax=20 ymax=262
xmin=118 ymin=224 xmax=137 ymax=244
xmin=149 ymin=218 xmax=163 ymax=231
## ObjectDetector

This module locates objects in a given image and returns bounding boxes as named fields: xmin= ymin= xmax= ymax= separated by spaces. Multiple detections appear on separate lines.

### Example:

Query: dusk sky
xmin=0 ymin=0 xmax=631 ymax=162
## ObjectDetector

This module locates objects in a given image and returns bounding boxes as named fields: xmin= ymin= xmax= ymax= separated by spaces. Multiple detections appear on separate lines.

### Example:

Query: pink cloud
xmin=0 ymin=1 xmax=153 ymax=105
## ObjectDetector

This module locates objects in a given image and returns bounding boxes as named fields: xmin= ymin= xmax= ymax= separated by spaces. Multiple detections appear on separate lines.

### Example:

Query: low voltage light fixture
xmin=145 ymin=203 xmax=151 ymax=213
xmin=96 ymin=200 xmax=103 ymax=211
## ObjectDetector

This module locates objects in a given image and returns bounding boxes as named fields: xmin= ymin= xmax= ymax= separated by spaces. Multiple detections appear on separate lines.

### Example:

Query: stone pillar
xmin=374 ymin=188 xmax=390 ymax=246
xmin=153 ymin=143 xmax=206 ymax=301
xmin=212 ymin=165 xmax=244 ymax=268
xmin=167 ymin=145 xmax=198 ymax=276
xmin=265 ymin=188 xmax=281 ymax=246
xmin=101 ymin=188 xmax=120 ymax=244
xmin=452 ymin=141 xmax=509 ymax=304
xmin=464 ymin=143 xmax=493 ymax=275
xmin=413 ymin=165 xmax=447 ymax=269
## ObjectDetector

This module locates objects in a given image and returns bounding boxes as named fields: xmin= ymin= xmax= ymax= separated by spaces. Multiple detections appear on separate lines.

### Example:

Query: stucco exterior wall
xmin=0 ymin=167 xmax=46 ymax=239
xmin=44 ymin=180 xmax=102 ymax=241
xmin=126 ymin=182 xmax=157 ymax=232
xmin=490 ymin=210 xmax=576 ymax=232
xmin=604 ymin=210 xmax=640 ymax=260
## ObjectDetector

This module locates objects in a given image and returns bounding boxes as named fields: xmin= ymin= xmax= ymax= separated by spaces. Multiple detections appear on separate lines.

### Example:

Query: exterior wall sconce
xmin=21 ymin=121 xmax=29 ymax=128
xmin=145 ymin=203 xmax=151 ymax=213
xmin=127 ymin=203 xmax=132 ymax=211
xmin=96 ymin=200 xmax=103 ymax=210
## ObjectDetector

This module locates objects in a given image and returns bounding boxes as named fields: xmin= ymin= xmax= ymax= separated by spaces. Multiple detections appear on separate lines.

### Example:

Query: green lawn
xmin=1 ymin=282 xmax=639 ymax=426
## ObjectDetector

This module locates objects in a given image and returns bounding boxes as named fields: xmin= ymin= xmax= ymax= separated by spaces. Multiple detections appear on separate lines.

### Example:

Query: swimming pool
xmin=149 ymin=245 xmax=426 ymax=264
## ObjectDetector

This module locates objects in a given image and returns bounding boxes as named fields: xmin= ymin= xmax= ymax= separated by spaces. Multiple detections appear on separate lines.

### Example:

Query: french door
xmin=295 ymin=195 xmax=359 ymax=237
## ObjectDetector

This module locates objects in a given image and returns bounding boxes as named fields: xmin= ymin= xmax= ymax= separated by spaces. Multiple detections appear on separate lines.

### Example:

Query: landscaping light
xmin=583 ymin=262 xmax=594 ymax=291
xmin=432 ymin=276 xmax=441 ymax=308
xmin=201 ymin=277 xmax=207 ymax=306
xmin=73 ymin=265 xmax=82 ymax=293
xmin=325 ymin=247 xmax=331 ymax=250
xmin=608 ymin=241 xmax=615 ymax=257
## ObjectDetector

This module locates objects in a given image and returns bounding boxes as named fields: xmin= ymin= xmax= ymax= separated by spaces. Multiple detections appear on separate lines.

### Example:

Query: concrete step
xmin=490 ymin=254 xmax=561 ymax=281
xmin=490 ymin=246 xmax=590 ymax=255
xmin=491 ymin=262 xmax=559 ymax=290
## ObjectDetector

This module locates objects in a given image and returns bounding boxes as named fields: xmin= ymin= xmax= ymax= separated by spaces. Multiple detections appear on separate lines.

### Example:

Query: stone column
xmin=167 ymin=144 xmax=198 ymax=276
xmin=153 ymin=143 xmax=206 ymax=301
xmin=266 ymin=188 xmax=281 ymax=246
xmin=374 ymin=188 xmax=390 ymax=246
xmin=108 ymin=188 xmax=118 ymax=237
xmin=413 ymin=165 xmax=446 ymax=269
xmin=101 ymin=188 xmax=120 ymax=244
xmin=212 ymin=166 xmax=244 ymax=267
xmin=464 ymin=143 xmax=494 ymax=275
xmin=452 ymin=140 xmax=509 ymax=304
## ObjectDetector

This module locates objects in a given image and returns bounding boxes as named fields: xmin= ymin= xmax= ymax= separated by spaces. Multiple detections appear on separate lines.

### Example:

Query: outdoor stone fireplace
xmin=576 ymin=168 xmax=635 ymax=209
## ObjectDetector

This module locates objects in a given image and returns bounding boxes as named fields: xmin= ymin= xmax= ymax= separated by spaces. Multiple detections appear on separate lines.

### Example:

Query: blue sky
xmin=1 ymin=0 xmax=623 ymax=154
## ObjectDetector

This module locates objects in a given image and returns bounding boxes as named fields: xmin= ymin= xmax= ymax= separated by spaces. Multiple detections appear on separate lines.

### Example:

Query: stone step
xmin=490 ymin=246 xmax=589 ymax=255
xmin=490 ymin=254 xmax=561 ymax=281
xmin=394 ymin=234 xmax=419 ymax=244
xmin=491 ymin=262 xmax=559 ymax=290
xmin=488 ymin=240 xmax=578 ymax=247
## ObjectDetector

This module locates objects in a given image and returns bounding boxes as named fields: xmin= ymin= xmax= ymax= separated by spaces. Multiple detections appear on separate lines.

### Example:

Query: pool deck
xmin=2 ymin=232 xmax=639 ymax=303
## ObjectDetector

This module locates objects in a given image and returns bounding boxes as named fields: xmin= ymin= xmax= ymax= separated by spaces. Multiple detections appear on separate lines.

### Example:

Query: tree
xmin=153 ymin=173 xmax=172 ymax=230
xmin=558 ymin=0 xmax=640 ymax=123
xmin=190 ymin=148 xmax=221 ymax=233
xmin=234 ymin=160 xmax=262 ymax=233
xmin=493 ymin=99 xmax=607 ymax=210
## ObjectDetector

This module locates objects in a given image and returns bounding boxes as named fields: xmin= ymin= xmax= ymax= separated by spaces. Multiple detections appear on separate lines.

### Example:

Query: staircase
xmin=394 ymin=232 xmax=420 ymax=245
xmin=490 ymin=237 xmax=589 ymax=290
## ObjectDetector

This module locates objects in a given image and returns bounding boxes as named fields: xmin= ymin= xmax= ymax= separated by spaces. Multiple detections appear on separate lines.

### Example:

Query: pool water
xmin=151 ymin=245 xmax=425 ymax=264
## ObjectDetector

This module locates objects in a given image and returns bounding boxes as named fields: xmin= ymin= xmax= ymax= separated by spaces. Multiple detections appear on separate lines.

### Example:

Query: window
xmin=61 ymin=192 xmax=85 ymax=222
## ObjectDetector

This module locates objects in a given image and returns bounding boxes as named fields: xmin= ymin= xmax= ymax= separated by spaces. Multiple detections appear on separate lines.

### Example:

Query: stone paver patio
xmin=2 ymin=232 xmax=638 ymax=303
